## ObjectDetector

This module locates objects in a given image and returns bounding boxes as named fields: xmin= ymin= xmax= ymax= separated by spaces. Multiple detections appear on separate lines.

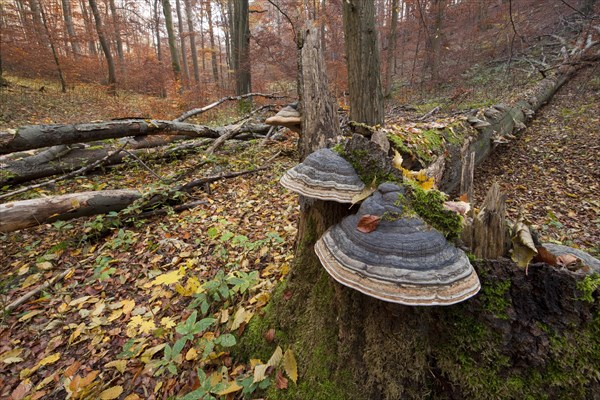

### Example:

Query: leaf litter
xmin=0 ymin=133 xmax=300 ymax=398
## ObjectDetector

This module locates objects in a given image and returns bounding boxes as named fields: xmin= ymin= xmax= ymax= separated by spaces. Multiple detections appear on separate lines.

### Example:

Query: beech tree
xmin=88 ymin=0 xmax=117 ymax=95
xmin=232 ymin=0 xmax=251 ymax=97
xmin=162 ymin=0 xmax=182 ymax=82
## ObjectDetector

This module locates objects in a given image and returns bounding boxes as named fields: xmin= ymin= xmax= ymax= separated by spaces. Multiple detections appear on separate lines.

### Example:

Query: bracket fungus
xmin=265 ymin=104 xmax=302 ymax=133
xmin=315 ymin=183 xmax=481 ymax=306
xmin=280 ymin=148 xmax=365 ymax=203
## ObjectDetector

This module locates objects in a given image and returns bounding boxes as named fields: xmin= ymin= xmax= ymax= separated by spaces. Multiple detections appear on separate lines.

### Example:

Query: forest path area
xmin=472 ymin=67 xmax=600 ymax=255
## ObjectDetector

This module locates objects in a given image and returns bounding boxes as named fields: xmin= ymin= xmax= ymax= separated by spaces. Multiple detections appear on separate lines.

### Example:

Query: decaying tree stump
xmin=471 ymin=182 xmax=508 ymax=259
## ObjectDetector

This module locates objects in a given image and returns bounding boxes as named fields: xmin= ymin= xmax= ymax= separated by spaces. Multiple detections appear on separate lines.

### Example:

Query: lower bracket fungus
xmin=315 ymin=183 xmax=481 ymax=306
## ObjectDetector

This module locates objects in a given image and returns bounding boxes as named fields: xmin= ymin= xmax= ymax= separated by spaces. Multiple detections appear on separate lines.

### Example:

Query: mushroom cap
xmin=265 ymin=105 xmax=302 ymax=133
xmin=315 ymin=183 xmax=480 ymax=305
xmin=280 ymin=148 xmax=365 ymax=203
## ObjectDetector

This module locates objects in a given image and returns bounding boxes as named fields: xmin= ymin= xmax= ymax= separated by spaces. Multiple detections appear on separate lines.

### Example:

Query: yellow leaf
xmin=124 ymin=395 xmax=141 ymax=400
xmin=1 ymin=348 xmax=24 ymax=363
xmin=36 ymin=261 xmax=53 ymax=270
xmin=185 ymin=347 xmax=198 ymax=361
xmin=21 ymin=273 xmax=41 ymax=289
xmin=151 ymin=270 xmax=183 ymax=286
xmin=108 ymin=309 xmax=123 ymax=322
xmin=283 ymin=349 xmax=298 ymax=384
xmin=140 ymin=343 xmax=166 ymax=364
xmin=20 ymin=368 xmax=32 ymax=379
xmin=122 ymin=299 xmax=136 ymax=315
xmin=392 ymin=150 xmax=404 ymax=170
xmin=104 ymin=360 xmax=127 ymax=373
xmin=253 ymin=364 xmax=268 ymax=383
xmin=69 ymin=323 xmax=85 ymax=345
xmin=160 ymin=316 xmax=176 ymax=329
xmin=267 ymin=346 xmax=283 ymax=367
xmin=37 ymin=353 xmax=61 ymax=367
xmin=138 ymin=319 xmax=156 ymax=335
xmin=99 ymin=385 xmax=123 ymax=400
xmin=216 ymin=381 xmax=243 ymax=396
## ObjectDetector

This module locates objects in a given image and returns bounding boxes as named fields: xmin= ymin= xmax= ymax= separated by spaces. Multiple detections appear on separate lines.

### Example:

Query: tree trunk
xmin=342 ymin=0 xmax=384 ymax=125
xmin=79 ymin=0 xmax=97 ymax=56
xmin=184 ymin=0 xmax=200 ymax=83
xmin=27 ymin=0 xmax=47 ymax=46
xmin=162 ymin=0 xmax=182 ymax=82
xmin=88 ymin=0 xmax=117 ymax=95
xmin=61 ymin=0 xmax=80 ymax=56
xmin=232 ymin=0 xmax=251 ymax=98
xmin=39 ymin=1 xmax=67 ymax=93
xmin=175 ymin=0 xmax=190 ymax=86
xmin=206 ymin=1 xmax=220 ymax=84
xmin=384 ymin=0 xmax=399 ymax=97
xmin=108 ymin=0 xmax=125 ymax=72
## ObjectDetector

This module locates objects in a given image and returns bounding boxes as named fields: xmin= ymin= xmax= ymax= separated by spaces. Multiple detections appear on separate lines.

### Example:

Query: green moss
xmin=480 ymin=280 xmax=511 ymax=319
xmin=404 ymin=181 xmax=463 ymax=239
xmin=340 ymin=148 xmax=401 ymax=186
xmin=576 ymin=273 xmax=600 ymax=303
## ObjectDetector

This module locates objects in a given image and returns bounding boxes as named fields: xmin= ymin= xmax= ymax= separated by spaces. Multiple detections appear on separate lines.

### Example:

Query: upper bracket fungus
xmin=280 ymin=148 xmax=365 ymax=203
xmin=265 ymin=104 xmax=302 ymax=133
xmin=315 ymin=183 xmax=481 ymax=306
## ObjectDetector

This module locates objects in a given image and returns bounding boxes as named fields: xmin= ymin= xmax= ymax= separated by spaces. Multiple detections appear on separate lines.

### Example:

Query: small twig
xmin=230 ymin=104 xmax=278 ymax=125
xmin=0 ymin=143 xmax=128 ymax=201
xmin=4 ymin=268 xmax=72 ymax=313
xmin=123 ymin=149 xmax=164 ymax=181
xmin=206 ymin=120 xmax=249 ymax=154
xmin=175 ymin=93 xmax=289 ymax=122
xmin=266 ymin=0 xmax=297 ymax=41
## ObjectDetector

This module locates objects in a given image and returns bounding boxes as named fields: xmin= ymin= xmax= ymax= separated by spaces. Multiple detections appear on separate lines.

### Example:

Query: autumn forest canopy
xmin=1 ymin=0 xmax=600 ymax=400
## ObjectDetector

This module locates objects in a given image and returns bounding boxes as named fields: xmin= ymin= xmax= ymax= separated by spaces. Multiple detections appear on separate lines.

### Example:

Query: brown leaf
xmin=533 ymin=246 xmax=557 ymax=266
xmin=275 ymin=371 xmax=289 ymax=390
xmin=11 ymin=380 xmax=32 ymax=400
xmin=357 ymin=215 xmax=381 ymax=233
xmin=264 ymin=328 xmax=276 ymax=343
xmin=443 ymin=201 xmax=471 ymax=216
xmin=63 ymin=361 xmax=81 ymax=378
xmin=556 ymin=253 xmax=579 ymax=267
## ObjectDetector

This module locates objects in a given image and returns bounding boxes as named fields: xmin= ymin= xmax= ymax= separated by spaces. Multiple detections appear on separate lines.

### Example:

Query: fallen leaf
xmin=99 ymin=385 xmax=123 ymax=400
xmin=283 ymin=349 xmax=298 ymax=384
xmin=443 ymin=201 xmax=471 ymax=216
xmin=357 ymin=215 xmax=381 ymax=233
xmin=151 ymin=270 xmax=183 ymax=286
xmin=556 ymin=254 xmax=579 ymax=267
xmin=267 ymin=346 xmax=283 ymax=367
xmin=511 ymin=220 xmax=538 ymax=274
xmin=216 ymin=381 xmax=243 ymax=396
xmin=185 ymin=348 xmax=198 ymax=361
xmin=160 ymin=316 xmax=176 ymax=329
xmin=104 ymin=360 xmax=127 ymax=373
xmin=253 ymin=364 xmax=269 ymax=383
xmin=10 ymin=379 xmax=32 ymax=400
xmin=37 ymin=353 xmax=61 ymax=368
xmin=63 ymin=361 xmax=81 ymax=378
xmin=392 ymin=150 xmax=404 ymax=170
xmin=276 ymin=370 xmax=289 ymax=389
xmin=534 ymin=246 xmax=557 ymax=265
xmin=264 ymin=328 xmax=276 ymax=343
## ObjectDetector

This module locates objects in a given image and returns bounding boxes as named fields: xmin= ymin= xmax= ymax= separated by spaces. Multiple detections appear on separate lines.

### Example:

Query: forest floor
xmin=0 ymin=64 xmax=599 ymax=399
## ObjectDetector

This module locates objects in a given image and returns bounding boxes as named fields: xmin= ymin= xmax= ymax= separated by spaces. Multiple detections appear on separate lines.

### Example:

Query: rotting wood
xmin=471 ymin=182 xmax=508 ymax=259
xmin=0 ymin=154 xmax=279 ymax=233
xmin=4 ymin=268 xmax=72 ymax=313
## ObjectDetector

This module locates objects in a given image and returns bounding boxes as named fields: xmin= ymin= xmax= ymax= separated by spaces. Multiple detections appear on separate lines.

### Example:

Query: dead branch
xmin=4 ymin=268 xmax=72 ymax=313
xmin=174 ymin=93 xmax=289 ymax=122
xmin=0 ymin=143 xmax=129 ymax=201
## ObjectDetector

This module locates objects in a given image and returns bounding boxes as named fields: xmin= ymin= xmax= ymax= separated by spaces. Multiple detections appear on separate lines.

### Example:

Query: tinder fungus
xmin=315 ymin=183 xmax=481 ymax=305
xmin=265 ymin=104 xmax=302 ymax=133
xmin=280 ymin=148 xmax=365 ymax=203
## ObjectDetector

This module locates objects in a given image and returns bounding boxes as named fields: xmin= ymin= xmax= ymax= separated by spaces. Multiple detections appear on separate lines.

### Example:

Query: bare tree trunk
xmin=232 ymin=0 xmax=251 ymax=99
xmin=88 ymin=0 xmax=117 ymax=95
xmin=184 ymin=0 xmax=200 ymax=83
xmin=39 ymin=1 xmax=67 ymax=92
xmin=384 ymin=0 xmax=399 ymax=97
xmin=108 ymin=0 xmax=125 ymax=73
xmin=342 ymin=0 xmax=384 ymax=125
xmin=206 ymin=1 xmax=220 ymax=84
xmin=61 ymin=0 xmax=80 ymax=56
xmin=79 ymin=0 xmax=97 ymax=56
xmin=162 ymin=0 xmax=182 ymax=83
xmin=175 ymin=0 xmax=190 ymax=87
xmin=220 ymin=0 xmax=232 ymax=77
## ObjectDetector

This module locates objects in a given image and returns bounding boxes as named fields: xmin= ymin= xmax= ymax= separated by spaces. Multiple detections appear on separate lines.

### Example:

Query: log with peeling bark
xmin=0 ymin=156 xmax=277 ymax=233
xmin=0 ymin=119 xmax=222 ymax=155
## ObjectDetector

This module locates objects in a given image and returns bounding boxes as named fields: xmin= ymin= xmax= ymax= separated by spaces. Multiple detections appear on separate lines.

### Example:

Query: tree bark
xmin=206 ymin=1 xmax=220 ymax=84
xmin=342 ymin=0 xmax=384 ymax=125
xmin=108 ymin=0 xmax=125 ymax=72
xmin=175 ymin=0 xmax=190 ymax=86
xmin=384 ymin=0 xmax=399 ymax=97
xmin=0 ymin=119 xmax=219 ymax=155
xmin=88 ymin=0 xmax=117 ymax=95
xmin=232 ymin=0 xmax=251 ymax=98
xmin=183 ymin=0 xmax=200 ymax=83
xmin=79 ymin=0 xmax=97 ymax=56
xmin=162 ymin=0 xmax=182 ymax=82
xmin=0 ymin=190 xmax=142 ymax=233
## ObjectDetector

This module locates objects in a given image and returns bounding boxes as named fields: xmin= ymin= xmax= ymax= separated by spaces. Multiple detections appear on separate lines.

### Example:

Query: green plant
xmin=577 ymin=274 xmax=600 ymax=303
xmin=93 ymin=256 xmax=116 ymax=281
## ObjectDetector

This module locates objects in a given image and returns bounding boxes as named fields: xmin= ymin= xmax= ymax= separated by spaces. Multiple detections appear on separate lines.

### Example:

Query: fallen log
xmin=0 ymin=119 xmax=221 ymax=155
xmin=0 ymin=154 xmax=278 ymax=233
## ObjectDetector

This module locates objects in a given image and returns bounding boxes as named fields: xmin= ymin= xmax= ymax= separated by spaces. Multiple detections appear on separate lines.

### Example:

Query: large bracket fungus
xmin=280 ymin=148 xmax=365 ymax=203
xmin=315 ymin=183 xmax=481 ymax=306
xmin=265 ymin=104 xmax=302 ymax=133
